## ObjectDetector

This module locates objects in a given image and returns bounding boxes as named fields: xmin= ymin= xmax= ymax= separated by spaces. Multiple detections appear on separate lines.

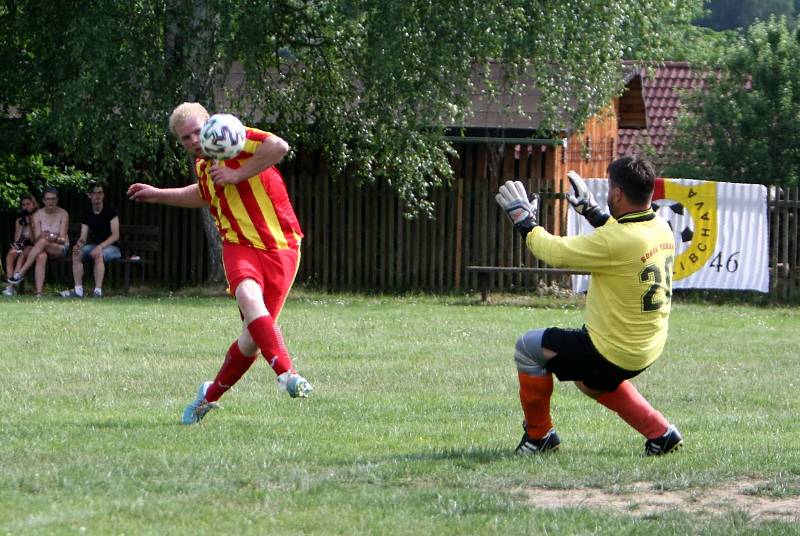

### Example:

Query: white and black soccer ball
xmin=652 ymin=200 xmax=694 ymax=252
xmin=200 ymin=113 xmax=246 ymax=160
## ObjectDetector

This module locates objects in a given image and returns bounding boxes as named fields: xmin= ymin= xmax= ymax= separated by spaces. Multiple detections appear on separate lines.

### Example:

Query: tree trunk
xmin=165 ymin=0 xmax=225 ymax=284
xmin=187 ymin=158 xmax=225 ymax=284
xmin=200 ymin=208 xmax=225 ymax=284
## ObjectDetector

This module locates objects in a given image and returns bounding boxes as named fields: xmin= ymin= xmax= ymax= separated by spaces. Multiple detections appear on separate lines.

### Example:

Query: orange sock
xmin=595 ymin=381 xmax=669 ymax=439
xmin=518 ymin=372 xmax=554 ymax=439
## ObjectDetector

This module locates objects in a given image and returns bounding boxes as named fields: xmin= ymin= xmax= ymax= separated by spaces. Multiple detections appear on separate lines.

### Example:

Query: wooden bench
xmin=466 ymin=266 xmax=589 ymax=302
xmin=60 ymin=223 xmax=160 ymax=294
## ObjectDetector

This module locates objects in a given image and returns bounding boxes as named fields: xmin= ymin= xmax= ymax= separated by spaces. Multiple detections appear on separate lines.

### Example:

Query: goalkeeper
xmin=128 ymin=102 xmax=312 ymax=425
xmin=495 ymin=156 xmax=683 ymax=456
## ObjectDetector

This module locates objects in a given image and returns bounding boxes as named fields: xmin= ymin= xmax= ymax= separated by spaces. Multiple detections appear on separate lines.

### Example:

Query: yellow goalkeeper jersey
xmin=526 ymin=209 xmax=675 ymax=371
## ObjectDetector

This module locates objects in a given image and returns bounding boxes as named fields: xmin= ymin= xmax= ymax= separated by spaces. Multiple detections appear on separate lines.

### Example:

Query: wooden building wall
xmin=556 ymin=103 xmax=619 ymax=185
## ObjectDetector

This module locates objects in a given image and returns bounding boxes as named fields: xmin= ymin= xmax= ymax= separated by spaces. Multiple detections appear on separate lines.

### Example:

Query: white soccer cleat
xmin=181 ymin=381 xmax=220 ymax=425
xmin=2 ymin=286 xmax=15 ymax=296
xmin=277 ymin=372 xmax=313 ymax=398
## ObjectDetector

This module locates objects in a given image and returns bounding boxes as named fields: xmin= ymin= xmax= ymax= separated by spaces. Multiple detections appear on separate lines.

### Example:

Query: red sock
xmin=247 ymin=315 xmax=294 ymax=377
xmin=518 ymin=372 xmax=554 ymax=439
xmin=596 ymin=380 xmax=669 ymax=439
xmin=205 ymin=340 xmax=258 ymax=402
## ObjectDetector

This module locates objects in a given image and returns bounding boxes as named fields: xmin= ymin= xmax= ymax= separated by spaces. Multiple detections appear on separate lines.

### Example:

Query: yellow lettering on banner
xmin=664 ymin=180 xmax=718 ymax=281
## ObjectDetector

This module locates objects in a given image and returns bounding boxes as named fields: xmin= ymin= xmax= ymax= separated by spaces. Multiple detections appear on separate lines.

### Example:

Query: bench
xmin=466 ymin=266 xmax=589 ymax=302
xmin=60 ymin=223 xmax=160 ymax=294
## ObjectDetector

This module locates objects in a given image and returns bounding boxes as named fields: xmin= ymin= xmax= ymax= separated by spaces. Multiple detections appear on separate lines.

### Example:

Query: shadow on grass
xmin=376 ymin=446 xmax=518 ymax=465
xmin=340 ymin=447 xmax=517 ymax=465
xmin=69 ymin=419 xmax=179 ymax=430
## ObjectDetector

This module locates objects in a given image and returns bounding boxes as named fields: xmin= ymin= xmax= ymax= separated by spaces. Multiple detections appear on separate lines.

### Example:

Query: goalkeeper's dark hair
xmin=607 ymin=156 xmax=656 ymax=205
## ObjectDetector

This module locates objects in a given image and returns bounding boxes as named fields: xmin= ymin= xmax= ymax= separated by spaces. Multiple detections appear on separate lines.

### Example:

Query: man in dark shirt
xmin=60 ymin=182 xmax=121 ymax=298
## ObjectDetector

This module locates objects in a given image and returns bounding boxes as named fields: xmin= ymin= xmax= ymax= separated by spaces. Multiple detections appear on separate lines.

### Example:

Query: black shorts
xmin=542 ymin=326 xmax=645 ymax=392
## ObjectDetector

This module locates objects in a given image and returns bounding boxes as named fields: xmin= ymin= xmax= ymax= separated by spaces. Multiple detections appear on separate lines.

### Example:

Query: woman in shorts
xmin=2 ymin=194 xmax=39 ymax=296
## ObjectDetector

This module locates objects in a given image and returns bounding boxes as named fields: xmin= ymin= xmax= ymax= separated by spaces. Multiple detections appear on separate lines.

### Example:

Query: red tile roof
xmin=617 ymin=61 xmax=706 ymax=158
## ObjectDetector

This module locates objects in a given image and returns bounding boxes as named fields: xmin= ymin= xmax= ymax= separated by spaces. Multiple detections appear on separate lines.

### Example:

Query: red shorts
xmin=222 ymin=243 xmax=300 ymax=318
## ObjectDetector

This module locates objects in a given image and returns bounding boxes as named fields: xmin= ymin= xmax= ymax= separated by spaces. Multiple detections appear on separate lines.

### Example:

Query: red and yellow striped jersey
xmin=195 ymin=128 xmax=303 ymax=251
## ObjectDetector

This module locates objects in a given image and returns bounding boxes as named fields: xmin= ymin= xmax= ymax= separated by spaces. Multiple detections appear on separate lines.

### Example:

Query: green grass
xmin=1 ymin=291 xmax=799 ymax=535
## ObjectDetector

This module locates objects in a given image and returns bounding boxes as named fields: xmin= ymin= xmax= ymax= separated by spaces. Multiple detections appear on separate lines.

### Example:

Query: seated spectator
xmin=60 ymin=181 xmax=121 ymax=298
xmin=7 ymin=187 xmax=70 ymax=297
xmin=2 ymin=194 xmax=39 ymax=296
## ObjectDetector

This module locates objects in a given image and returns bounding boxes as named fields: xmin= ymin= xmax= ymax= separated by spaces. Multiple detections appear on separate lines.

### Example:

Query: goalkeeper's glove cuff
xmin=585 ymin=207 xmax=610 ymax=228
xmin=515 ymin=219 xmax=537 ymax=236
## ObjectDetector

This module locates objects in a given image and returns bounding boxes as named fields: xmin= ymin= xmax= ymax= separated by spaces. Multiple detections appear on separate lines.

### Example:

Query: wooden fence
xmin=770 ymin=186 xmax=800 ymax=301
xmin=2 ymin=151 xmax=799 ymax=301
xmin=284 ymin=143 xmax=569 ymax=292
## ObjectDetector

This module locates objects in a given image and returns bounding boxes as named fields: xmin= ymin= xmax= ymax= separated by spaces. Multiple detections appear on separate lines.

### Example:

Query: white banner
xmin=568 ymin=178 xmax=769 ymax=293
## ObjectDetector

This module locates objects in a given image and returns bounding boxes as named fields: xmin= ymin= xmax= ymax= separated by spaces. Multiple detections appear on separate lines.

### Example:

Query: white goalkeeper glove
xmin=566 ymin=171 xmax=610 ymax=228
xmin=495 ymin=180 xmax=539 ymax=236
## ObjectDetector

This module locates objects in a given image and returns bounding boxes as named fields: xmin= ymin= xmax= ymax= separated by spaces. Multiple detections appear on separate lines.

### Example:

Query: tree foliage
xmin=666 ymin=16 xmax=800 ymax=186
xmin=654 ymin=23 xmax=740 ymax=66
xmin=0 ymin=151 xmax=94 ymax=210
xmin=1 ymin=0 xmax=700 ymax=214
xmin=695 ymin=0 xmax=796 ymax=31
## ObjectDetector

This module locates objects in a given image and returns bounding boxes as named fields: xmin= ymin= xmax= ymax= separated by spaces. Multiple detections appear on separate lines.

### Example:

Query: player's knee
xmin=235 ymin=279 xmax=267 ymax=318
xmin=514 ymin=329 xmax=549 ymax=376
xmin=234 ymin=278 xmax=260 ymax=299
xmin=575 ymin=381 xmax=604 ymax=400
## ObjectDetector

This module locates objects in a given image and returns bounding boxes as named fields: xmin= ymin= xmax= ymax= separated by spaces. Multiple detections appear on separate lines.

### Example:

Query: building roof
xmin=617 ymin=61 xmax=706 ymax=157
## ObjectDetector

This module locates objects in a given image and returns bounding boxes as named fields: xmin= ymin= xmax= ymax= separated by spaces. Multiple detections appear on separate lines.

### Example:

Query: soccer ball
xmin=653 ymin=200 xmax=694 ymax=250
xmin=199 ymin=113 xmax=246 ymax=160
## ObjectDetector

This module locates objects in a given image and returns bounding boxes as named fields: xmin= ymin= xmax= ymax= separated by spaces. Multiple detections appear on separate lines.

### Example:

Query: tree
xmin=0 ymin=152 xmax=94 ymax=210
xmin=654 ymin=23 xmax=739 ymax=66
xmin=695 ymin=0 xmax=795 ymax=31
xmin=666 ymin=16 xmax=800 ymax=186
xmin=1 ymin=1 xmax=701 ymax=279
xmin=2 ymin=1 xmax=701 ymax=196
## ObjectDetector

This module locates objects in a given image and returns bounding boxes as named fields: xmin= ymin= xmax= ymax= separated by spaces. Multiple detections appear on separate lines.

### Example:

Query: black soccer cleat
xmin=644 ymin=424 xmax=683 ymax=456
xmin=516 ymin=427 xmax=561 ymax=454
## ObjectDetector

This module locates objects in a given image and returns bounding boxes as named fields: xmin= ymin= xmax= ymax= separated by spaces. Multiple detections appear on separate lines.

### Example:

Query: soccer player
xmin=127 ymin=102 xmax=312 ymax=425
xmin=495 ymin=156 xmax=683 ymax=456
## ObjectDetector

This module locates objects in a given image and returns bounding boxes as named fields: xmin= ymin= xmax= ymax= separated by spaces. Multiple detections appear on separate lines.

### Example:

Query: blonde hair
xmin=168 ymin=102 xmax=210 ymax=136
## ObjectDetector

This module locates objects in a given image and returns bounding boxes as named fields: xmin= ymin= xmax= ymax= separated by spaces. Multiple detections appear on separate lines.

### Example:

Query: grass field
xmin=1 ymin=291 xmax=799 ymax=535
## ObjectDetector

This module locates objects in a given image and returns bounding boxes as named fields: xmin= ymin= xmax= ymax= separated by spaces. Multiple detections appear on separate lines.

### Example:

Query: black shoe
xmin=645 ymin=424 xmax=683 ymax=456
xmin=516 ymin=428 xmax=561 ymax=454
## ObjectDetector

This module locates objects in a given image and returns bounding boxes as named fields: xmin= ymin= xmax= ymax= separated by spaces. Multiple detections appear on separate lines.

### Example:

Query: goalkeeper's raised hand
xmin=566 ymin=171 xmax=610 ymax=228
xmin=495 ymin=180 xmax=539 ymax=236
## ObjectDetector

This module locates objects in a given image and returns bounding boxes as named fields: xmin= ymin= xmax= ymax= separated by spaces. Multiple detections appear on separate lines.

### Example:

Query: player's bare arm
xmin=127 ymin=183 xmax=208 ymax=208
xmin=210 ymin=135 xmax=290 ymax=186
